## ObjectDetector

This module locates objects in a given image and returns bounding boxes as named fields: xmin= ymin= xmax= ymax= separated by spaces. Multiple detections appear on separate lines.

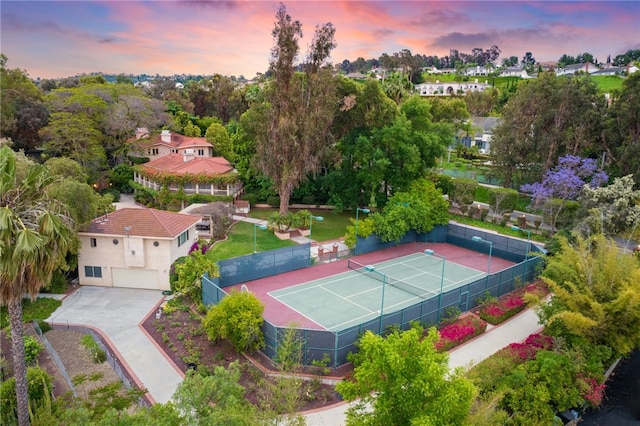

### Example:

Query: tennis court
xmin=268 ymin=252 xmax=486 ymax=331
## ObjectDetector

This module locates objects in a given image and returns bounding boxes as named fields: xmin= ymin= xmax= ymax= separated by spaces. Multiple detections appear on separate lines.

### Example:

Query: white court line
xmin=320 ymin=284 xmax=377 ymax=315
xmin=376 ymin=264 xmax=445 ymax=296
xmin=347 ymin=285 xmax=384 ymax=299
xmin=266 ymin=296 xmax=326 ymax=329
xmin=268 ymin=273 xmax=354 ymax=298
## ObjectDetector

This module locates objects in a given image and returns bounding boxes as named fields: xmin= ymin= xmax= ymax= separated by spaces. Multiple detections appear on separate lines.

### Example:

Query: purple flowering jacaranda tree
xmin=521 ymin=155 xmax=608 ymax=231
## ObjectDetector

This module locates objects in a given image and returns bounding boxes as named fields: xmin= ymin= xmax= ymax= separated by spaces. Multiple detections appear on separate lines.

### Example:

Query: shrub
xmin=274 ymin=325 xmax=304 ymax=373
xmin=469 ymin=332 xmax=555 ymax=397
xmin=501 ymin=351 xmax=583 ymax=424
xmin=451 ymin=178 xmax=478 ymax=206
xmin=301 ymin=195 xmax=316 ymax=205
xmin=242 ymin=193 xmax=259 ymax=207
xmin=202 ymin=290 xmax=265 ymax=352
xmin=487 ymin=187 xmax=519 ymax=214
xmin=266 ymin=195 xmax=280 ymax=208
xmin=188 ymin=194 xmax=233 ymax=204
xmin=0 ymin=366 xmax=53 ymax=423
xmin=101 ymin=187 xmax=121 ymax=202
xmin=467 ymin=348 xmax=521 ymax=396
xmin=430 ymin=174 xmax=454 ymax=195
xmin=478 ymin=293 xmax=526 ymax=324
xmin=42 ymin=270 xmax=68 ymax=294
xmin=436 ymin=315 xmax=487 ymax=352
xmin=24 ymin=335 xmax=43 ymax=365
xmin=80 ymin=334 xmax=107 ymax=363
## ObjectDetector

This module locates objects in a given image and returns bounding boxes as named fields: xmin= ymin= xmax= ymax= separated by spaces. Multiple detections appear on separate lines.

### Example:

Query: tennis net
xmin=347 ymin=259 xmax=437 ymax=300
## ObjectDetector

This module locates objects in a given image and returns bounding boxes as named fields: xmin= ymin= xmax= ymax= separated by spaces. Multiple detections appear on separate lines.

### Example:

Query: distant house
xmin=592 ymin=64 xmax=638 ymax=76
xmin=133 ymin=153 xmax=243 ymax=198
xmin=415 ymin=79 xmax=492 ymax=97
xmin=130 ymin=128 xmax=213 ymax=161
xmin=555 ymin=62 xmax=598 ymax=76
xmin=426 ymin=67 xmax=456 ymax=74
xmin=499 ymin=67 xmax=529 ymax=78
xmin=464 ymin=65 xmax=493 ymax=77
xmin=344 ymin=72 xmax=368 ymax=80
xmin=456 ymin=117 xmax=500 ymax=154
xmin=77 ymin=208 xmax=200 ymax=290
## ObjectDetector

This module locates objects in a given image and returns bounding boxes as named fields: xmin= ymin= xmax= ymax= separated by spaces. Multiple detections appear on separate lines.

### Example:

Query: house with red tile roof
xmin=129 ymin=128 xmax=243 ymax=199
xmin=77 ymin=208 xmax=200 ymax=290
xmin=133 ymin=153 xmax=243 ymax=198
xmin=130 ymin=128 xmax=213 ymax=161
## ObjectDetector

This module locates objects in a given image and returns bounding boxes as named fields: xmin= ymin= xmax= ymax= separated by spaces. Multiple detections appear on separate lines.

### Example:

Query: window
xmin=151 ymin=148 xmax=159 ymax=155
xmin=178 ymin=230 xmax=189 ymax=246
xmin=84 ymin=266 xmax=102 ymax=278
xmin=197 ymin=149 xmax=205 ymax=156
xmin=90 ymin=238 xmax=97 ymax=247
xmin=170 ymin=149 xmax=177 ymax=153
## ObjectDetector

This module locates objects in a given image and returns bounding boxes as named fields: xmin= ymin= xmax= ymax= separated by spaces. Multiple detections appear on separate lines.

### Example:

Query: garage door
xmin=112 ymin=268 xmax=159 ymax=290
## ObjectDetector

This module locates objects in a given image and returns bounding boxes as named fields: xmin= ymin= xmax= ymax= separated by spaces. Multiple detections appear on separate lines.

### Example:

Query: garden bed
xmin=435 ymin=314 xmax=488 ymax=352
xmin=476 ymin=281 xmax=548 ymax=325
xmin=140 ymin=300 xmax=345 ymax=412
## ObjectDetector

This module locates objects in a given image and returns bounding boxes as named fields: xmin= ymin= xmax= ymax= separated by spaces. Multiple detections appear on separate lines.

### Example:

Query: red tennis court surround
xmin=225 ymin=242 xmax=515 ymax=330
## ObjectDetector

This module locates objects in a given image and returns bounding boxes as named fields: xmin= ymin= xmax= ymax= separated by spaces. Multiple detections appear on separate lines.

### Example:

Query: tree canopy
xmin=0 ymin=146 xmax=76 ymax=426
xmin=336 ymin=325 xmax=475 ymax=425
xmin=254 ymin=4 xmax=337 ymax=214
xmin=539 ymin=234 xmax=640 ymax=359
xmin=491 ymin=73 xmax=605 ymax=188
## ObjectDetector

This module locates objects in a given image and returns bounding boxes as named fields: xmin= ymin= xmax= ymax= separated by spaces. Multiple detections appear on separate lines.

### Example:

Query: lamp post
xmin=355 ymin=208 xmax=370 ymax=255
xmin=511 ymin=225 xmax=531 ymax=276
xmin=253 ymin=223 xmax=267 ymax=253
xmin=424 ymin=249 xmax=446 ymax=322
xmin=363 ymin=265 xmax=387 ymax=334
xmin=472 ymin=236 xmax=493 ymax=288
xmin=309 ymin=215 xmax=324 ymax=245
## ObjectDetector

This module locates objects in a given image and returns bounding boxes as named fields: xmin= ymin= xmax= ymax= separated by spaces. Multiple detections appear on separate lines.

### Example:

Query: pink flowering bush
xmin=478 ymin=281 xmax=548 ymax=325
xmin=578 ymin=374 xmax=606 ymax=407
xmin=436 ymin=315 xmax=487 ymax=352
xmin=479 ymin=293 xmax=526 ymax=324
xmin=501 ymin=333 xmax=554 ymax=362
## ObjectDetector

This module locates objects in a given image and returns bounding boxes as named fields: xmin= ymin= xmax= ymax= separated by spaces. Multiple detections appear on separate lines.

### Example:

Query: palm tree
xmin=0 ymin=146 xmax=75 ymax=426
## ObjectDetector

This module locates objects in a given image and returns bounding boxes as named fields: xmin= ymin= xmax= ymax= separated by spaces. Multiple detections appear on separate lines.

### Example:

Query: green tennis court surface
xmin=268 ymin=252 xmax=486 ymax=331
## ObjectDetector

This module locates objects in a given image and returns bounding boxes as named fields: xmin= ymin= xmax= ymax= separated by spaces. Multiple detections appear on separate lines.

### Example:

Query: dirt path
xmin=45 ymin=329 xmax=121 ymax=398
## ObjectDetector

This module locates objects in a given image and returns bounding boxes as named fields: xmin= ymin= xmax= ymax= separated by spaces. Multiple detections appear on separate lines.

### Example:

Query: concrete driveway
xmin=46 ymin=286 xmax=182 ymax=404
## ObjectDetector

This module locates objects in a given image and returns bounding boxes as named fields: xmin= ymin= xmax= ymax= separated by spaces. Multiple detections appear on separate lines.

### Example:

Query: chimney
xmin=161 ymin=129 xmax=171 ymax=143
xmin=135 ymin=127 xmax=148 ymax=139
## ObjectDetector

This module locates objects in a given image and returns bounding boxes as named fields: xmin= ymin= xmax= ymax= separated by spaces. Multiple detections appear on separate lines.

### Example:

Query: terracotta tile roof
xmin=129 ymin=133 xmax=212 ymax=150
xmin=82 ymin=208 xmax=200 ymax=238
xmin=141 ymin=154 xmax=234 ymax=175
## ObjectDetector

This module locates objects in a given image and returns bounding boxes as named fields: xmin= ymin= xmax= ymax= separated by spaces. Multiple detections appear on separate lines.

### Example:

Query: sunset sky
xmin=2 ymin=1 xmax=639 ymax=80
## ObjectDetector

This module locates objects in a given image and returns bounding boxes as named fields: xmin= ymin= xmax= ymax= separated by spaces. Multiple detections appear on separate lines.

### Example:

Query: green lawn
xmin=205 ymin=202 xmax=544 ymax=263
xmin=206 ymin=221 xmax=297 ymax=262
xmin=248 ymin=208 xmax=353 ymax=242
xmin=591 ymin=75 xmax=625 ymax=93
xmin=205 ymin=208 xmax=353 ymax=262
xmin=0 ymin=298 xmax=62 ymax=330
